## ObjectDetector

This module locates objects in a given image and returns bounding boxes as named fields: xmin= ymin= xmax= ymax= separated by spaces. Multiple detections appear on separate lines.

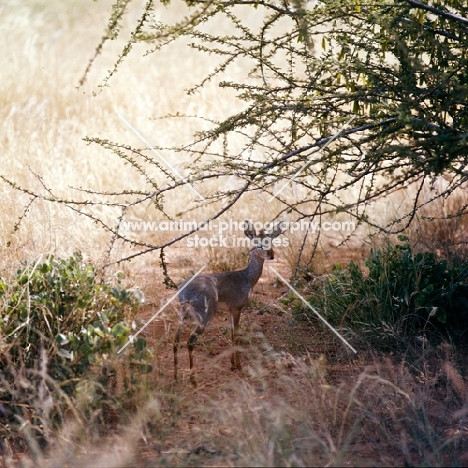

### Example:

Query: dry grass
xmin=0 ymin=0 xmax=375 ymax=271
xmin=0 ymin=0 xmax=244 ymax=265
xmin=5 ymin=337 xmax=468 ymax=467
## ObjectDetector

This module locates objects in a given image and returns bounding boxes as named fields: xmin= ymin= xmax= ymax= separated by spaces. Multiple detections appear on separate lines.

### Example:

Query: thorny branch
xmin=4 ymin=0 xmax=468 ymax=284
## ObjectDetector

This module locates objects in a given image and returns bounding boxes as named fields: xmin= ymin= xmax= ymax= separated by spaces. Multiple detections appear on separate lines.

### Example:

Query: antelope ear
xmin=243 ymin=220 xmax=256 ymax=239
xmin=267 ymin=223 xmax=283 ymax=239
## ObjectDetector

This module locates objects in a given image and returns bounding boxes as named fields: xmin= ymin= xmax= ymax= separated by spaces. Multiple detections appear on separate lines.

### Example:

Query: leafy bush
xmin=0 ymin=252 xmax=151 ymax=447
xmin=293 ymin=237 xmax=468 ymax=350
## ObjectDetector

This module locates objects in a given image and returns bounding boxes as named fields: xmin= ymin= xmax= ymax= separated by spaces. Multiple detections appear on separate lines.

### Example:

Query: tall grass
xmin=5 ymin=347 xmax=467 ymax=467
xmin=0 ymin=0 xmax=243 ymax=265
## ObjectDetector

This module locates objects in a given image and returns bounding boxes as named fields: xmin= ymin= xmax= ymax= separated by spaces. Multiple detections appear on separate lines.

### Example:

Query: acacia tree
xmin=6 ymin=0 xmax=468 ymax=274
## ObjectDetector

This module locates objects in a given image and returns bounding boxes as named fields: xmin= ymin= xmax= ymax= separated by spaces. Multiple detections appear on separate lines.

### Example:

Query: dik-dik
xmin=174 ymin=221 xmax=282 ymax=386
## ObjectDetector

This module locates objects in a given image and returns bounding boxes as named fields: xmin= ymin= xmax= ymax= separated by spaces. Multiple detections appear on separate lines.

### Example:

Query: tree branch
xmin=403 ymin=0 xmax=468 ymax=27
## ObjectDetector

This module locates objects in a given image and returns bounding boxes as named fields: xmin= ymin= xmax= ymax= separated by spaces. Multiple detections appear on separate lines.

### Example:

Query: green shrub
xmin=293 ymin=237 xmax=468 ymax=350
xmin=0 ymin=252 xmax=151 ymax=446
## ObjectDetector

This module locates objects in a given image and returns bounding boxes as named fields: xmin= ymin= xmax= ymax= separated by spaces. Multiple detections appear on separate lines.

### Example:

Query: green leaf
xmin=57 ymin=348 xmax=74 ymax=360
xmin=93 ymin=327 xmax=105 ymax=338
xmin=429 ymin=307 xmax=447 ymax=324
xmin=112 ymin=322 xmax=129 ymax=337
xmin=134 ymin=337 xmax=147 ymax=352
xmin=56 ymin=333 xmax=69 ymax=345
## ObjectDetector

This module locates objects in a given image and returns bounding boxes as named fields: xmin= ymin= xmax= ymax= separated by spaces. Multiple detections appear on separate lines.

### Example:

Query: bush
xmin=293 ymin=237 xmax=468 ymax=350
xmin=0 ymin=252 xmax=151 ymax=449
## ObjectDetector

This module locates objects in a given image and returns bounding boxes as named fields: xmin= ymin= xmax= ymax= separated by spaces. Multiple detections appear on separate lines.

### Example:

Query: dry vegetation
xmin=0 ymin=0 xmax=244 ymax=262
xmin=1 ymin=0 xmax=468 ymax=467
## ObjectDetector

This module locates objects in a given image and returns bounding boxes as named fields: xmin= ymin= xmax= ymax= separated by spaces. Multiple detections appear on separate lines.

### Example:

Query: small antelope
xmin=174 ymin=221 xmax=282 ymax=386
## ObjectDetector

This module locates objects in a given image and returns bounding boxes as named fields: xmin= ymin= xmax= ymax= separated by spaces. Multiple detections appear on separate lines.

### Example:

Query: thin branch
xmin=403 ymin=0 xmax=468 ymax=27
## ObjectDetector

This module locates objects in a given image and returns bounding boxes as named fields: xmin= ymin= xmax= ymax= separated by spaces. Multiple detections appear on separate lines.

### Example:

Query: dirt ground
xmin=135 ymin=250 xmax=342 ymax=380
xmin=101 ymin=245 xmax=468 ymax=467
xmin=130 ymin=250 xmax=338 ymax=466
xmin=126 ymin=251 xmax=382 ymax=466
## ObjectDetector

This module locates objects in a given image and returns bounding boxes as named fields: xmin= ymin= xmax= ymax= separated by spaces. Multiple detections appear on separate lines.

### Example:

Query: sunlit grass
xmin=0 ymin=0 xmax=246 ymax=264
